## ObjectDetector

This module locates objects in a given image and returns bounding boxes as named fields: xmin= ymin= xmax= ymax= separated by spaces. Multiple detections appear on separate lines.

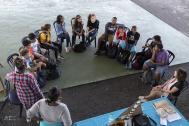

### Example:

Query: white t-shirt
xmin=31 ymin=39 xmax=39 ymax=53
xmin=27 ymin=99 xmax=72 ymax=126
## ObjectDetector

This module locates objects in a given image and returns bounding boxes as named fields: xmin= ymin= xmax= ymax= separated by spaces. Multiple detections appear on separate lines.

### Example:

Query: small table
xmin=74 ymin=98 xmax=189 ymax=126
xmin=141 ymin=97 xmax=189 ymax=126
xmin=74 ymin=108 xmax=126 ymax=126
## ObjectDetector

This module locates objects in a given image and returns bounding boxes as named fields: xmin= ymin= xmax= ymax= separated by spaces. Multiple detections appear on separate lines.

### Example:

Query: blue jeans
xmin=86 ymin=29 xmax=98 ymax=44
xmin=58 ymin=32 xmax=71 ymax=47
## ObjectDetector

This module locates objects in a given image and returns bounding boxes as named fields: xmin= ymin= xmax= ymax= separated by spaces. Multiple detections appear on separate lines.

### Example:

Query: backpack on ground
xmin=117 ymin=49 xmax=130 ymax=64
xmin=46 ymin=59 xmax=60 ymax=80
xmin=73 ymin=41 xmax=86 ymax=53
xmin=107 ymin=43 xmax=118 ymax=58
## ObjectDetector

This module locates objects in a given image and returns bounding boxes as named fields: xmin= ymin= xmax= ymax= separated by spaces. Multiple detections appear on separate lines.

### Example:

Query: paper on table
xmin=167 ymin=113 xmax=182 ymax=122
xmin=160 ymin=117 xmax=167 ymax=126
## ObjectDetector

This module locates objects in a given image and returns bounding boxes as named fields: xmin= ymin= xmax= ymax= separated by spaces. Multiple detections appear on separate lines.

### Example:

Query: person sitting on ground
xmin=126 ymin=26 xmax=140 ymax=69
xmin=142 ymin=43 xmax=169 ymax=86
xmin=139 ymin=68 xmax=187 ymax=101
xmin=95 ymin=17 xmax=118 ymax=55
xmin=86 ymin=13 xmax=99 ymax=46
xmin=55 ymin=15 xmax=71 ymax=53
xmin=39 ymin=24 xmax=64 ymax=61
xmin=27 ymin=87 xmax=72 ymax=126
xmin=115 ymin=25 xmax=127 ymax=49
xmin=72 ymin=15 xmax=85 ymax=46
xmin=5 ymin=57 xmax=44 ymax=110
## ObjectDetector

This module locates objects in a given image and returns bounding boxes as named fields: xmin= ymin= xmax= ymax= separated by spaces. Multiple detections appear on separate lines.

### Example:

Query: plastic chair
xmin=0 ymin=79 xmax=23 ymax=117
xmin=7 ymin=53 xmax=19 ymax=70
xmin=53 ymin=21 xmax=72 ymax=47
xmin=40 ymin=120 xmax=63 ymax=126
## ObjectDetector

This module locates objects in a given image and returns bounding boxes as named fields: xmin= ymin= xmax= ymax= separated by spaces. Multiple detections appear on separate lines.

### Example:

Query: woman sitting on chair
xmin=55 ymin=15 xmax=71 ymax=53
xmin=27 ymin=87 xmax=72 ymax=126
xmin=86 ymin=13 xmax=99 ymax=46
xmin=72 ymin=15 xmax=85 ymax=46
xmin=139 ymin=68 xmax=187 ymax=101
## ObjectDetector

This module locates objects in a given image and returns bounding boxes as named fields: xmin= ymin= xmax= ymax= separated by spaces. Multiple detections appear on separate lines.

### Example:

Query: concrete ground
xmin=1 ymin=0 xmax=189 ymax=126
xmin=0 ymin=63 xmax=189 ymax=126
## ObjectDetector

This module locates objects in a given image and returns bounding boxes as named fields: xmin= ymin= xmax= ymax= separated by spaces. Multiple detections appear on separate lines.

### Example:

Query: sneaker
xmin=94 ymin=50 xmax=101 ymax=55
xmin=58 ymin=55 xmax=64 ymax=60
xmin=65 ymin=47 xmax=69 ymax=53
xmin=56 ymin=59 xmax=62 ymax=64
xmin=138 ymin=96 xmax=145 ymax=100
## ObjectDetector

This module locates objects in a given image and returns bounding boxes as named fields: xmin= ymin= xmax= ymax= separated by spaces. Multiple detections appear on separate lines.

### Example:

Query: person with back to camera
xmin=27 ymin=87 xmax=72 ymax=126
xmin=95 ymin=17 xmax=118 ymax=55
xmin=5 ymin=57 xmax=44 ymax=110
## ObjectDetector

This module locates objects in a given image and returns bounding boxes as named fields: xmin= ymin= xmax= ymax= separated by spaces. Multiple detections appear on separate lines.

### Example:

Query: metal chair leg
xmin=95 ymin=37 xmax=97 ymax=48
xmin=19 ymin=104 xmax=23 ymax=118
xmin=0 ymin=97 xmax=8 ymax=112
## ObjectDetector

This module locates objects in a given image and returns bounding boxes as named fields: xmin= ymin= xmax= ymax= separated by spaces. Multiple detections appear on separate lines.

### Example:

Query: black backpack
xmin=132 ymin=114 xmax=156 ymax=126
xmin=46 ymin=59 xmax=60 ymax=80
xmin=107 ymin=43 xmax=118 ymax=58
xmin=117 ymin=49 xmax=130 ymax=64
xmin=73 ymin=41 xmax=86 ymax=53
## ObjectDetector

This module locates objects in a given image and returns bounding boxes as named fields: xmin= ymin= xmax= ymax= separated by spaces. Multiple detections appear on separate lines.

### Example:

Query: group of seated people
xmin=0 ymin=14 xmax=186 ymax=126
xmin=95 ymin=17 xmax=140 ymax=69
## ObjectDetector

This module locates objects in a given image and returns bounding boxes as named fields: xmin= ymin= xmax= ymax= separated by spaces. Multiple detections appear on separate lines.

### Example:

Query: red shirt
xmin=116 ymin=31 xmax=126 ymax=40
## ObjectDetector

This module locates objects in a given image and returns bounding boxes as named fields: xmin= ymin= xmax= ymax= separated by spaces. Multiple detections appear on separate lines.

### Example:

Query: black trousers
xmin=72 ymin=32 xmax=85 ymax=46
xmin=40 ymin=43 xmax=61 ymax=59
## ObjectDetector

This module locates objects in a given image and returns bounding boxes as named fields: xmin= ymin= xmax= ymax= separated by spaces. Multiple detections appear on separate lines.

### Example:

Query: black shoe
xmin=95 ymin=50 xmax=101 ymax=55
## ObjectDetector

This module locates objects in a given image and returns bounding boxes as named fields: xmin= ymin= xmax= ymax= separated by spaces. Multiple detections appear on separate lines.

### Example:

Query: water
xmin=0 ymin=0 xmax=128 ymax=76
xmin=1 ymin=0 xmax=189 ymax=78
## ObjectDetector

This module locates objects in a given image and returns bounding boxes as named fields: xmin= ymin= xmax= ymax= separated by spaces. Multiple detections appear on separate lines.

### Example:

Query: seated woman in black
xmin=72 ymin=15 xmax=85 ymax=46
xmin=86 ymin=14 xmax=99 ymax=46
xmin=139 ymin=68 xmax=187 ymax=101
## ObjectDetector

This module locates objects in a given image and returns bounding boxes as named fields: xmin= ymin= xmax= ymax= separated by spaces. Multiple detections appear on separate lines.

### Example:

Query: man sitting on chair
xmin=142 ymin=43 xmax=169 ymax=86
xmin=95 ymin=17 xmax=118 ymax=55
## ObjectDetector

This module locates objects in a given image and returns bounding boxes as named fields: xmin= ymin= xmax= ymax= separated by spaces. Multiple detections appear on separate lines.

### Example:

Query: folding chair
xmin=7 ymin=53 xmax=19 ymax=70
xmin=0 ymin=80 xmax=23 ymax=117
xmin=161 ymin=50 xmax=175 ymax=81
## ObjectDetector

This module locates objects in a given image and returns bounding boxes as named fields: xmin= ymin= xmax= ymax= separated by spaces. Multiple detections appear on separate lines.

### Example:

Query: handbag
xmin=132 ymin=114 xmax=157 ymax=126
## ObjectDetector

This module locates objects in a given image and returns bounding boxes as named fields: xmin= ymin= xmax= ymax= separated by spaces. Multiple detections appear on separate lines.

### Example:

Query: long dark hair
xmin=46 ymin=87 xmax=60 ymax=104
xmin=74 ymin=15 xmax=82 ymax=29
xmin=56 ymin=15 xmax=63 ymax=24
xmin=176 ymin=68 xmax=187 ymax=82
